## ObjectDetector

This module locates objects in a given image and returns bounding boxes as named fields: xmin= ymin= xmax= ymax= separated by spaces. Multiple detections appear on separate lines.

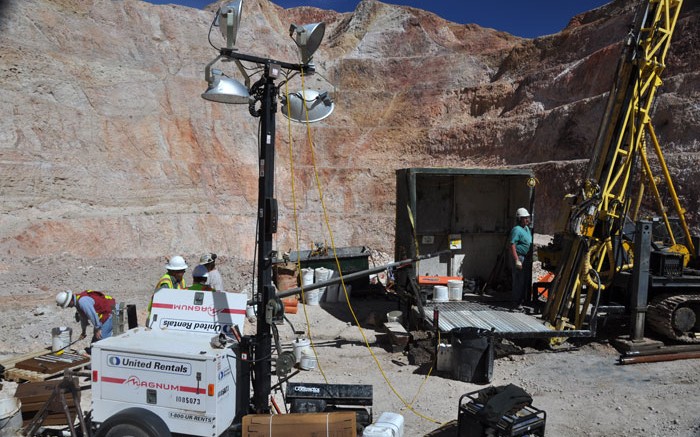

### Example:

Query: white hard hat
xmin=165 ymin=255 xmax=188 ymax=271
xmin=200 ymin=253 xmax=217 ymax=264
xmin=516 ymin=208 xmax=530 ymax=218
xmin=56 ymin=290 xmax=73 ymax=308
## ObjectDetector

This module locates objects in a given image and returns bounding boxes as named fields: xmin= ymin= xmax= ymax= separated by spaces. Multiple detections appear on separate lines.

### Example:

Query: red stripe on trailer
xmin=152 ymin=303 xmax=175 ymax=309
xmin=101 ymin=376 xmax=126 ymax=384
xmin=180 ymin=386 xmax=206 ymax=394
xmin=220 ymin=308 xmax=246 ymax=315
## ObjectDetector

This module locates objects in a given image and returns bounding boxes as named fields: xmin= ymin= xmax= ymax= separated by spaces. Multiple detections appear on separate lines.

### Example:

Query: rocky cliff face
xmin=1 ymin=0 xmax=698 ymax=263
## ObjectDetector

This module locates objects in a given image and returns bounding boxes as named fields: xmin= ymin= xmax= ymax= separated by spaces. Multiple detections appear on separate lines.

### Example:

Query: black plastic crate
xmin=650 ymin=251 xmax=683 ymax=276
xmin=458 ymin=390 xmax=546 ymax=437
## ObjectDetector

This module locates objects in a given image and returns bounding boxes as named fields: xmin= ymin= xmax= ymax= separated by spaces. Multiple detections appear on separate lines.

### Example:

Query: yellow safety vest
xmin=154 ymin=273 xmax=186 ymax=291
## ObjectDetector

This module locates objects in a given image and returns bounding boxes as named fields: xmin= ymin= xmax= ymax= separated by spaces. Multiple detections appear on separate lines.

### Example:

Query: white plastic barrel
xmin=362 ymin=412 xmax=404 ymax=437
xmin=51 ymin=326 xmax=72 ymax=351
xmin=325 ymin=270 xmax=340 ymax=302
xmin=301 ymin=268 xmax=315 ymax=286
xmin=433 ymin=285 xmax=448 ymax=302
xmin=301 ymin=267 xmax=319 ymax=305
xmin=293 ymin=337 xmax=311 ymax=364
xmin=447 ymin=280 xmax=464 ymax=301
xmin=299 ymin=349 xmax=317 ymax=370
xmin=314 ymin=267 xmax=332 ymax=300
xmin=303 ymin=289 xmax=321 ymax=305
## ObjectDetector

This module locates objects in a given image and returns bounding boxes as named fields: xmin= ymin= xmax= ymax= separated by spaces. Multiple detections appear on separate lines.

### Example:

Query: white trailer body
xmin=91 ymin=290 xmax=248 ymax=436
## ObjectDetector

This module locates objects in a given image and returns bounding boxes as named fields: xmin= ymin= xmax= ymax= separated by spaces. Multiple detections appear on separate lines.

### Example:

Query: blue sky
xmin=146 ymin=0 xmax=611 ymax=38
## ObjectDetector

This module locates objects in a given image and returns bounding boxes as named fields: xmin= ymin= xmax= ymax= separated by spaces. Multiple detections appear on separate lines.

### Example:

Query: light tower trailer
xmin=90 ymin=289 xmax=249 ymax=437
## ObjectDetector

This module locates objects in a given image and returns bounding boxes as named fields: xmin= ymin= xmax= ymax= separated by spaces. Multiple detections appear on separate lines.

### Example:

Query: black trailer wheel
xmin=95 ymin=408 xmax=171 ymax=437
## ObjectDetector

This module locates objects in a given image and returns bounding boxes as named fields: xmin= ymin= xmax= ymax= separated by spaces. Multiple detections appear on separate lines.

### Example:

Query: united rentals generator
xmin=90 ymin=289 xmax=248 ymax=436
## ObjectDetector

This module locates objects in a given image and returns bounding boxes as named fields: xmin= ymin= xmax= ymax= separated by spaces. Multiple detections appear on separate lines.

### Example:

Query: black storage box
xmin=288 ymin=246 xmax=371 ymax=293
xmin=458 ymin=390 xmax=546 ymax=437
xmin=450 ymin=327 xmax=493 ymax=384
xmin=286 ymin=383 xmax=373 ymax=430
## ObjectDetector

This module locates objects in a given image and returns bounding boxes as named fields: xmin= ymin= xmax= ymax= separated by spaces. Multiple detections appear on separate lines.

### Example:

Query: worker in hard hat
xmin=200 ymin=252 xmax=224 ymax=292
xmin=154 ymin=255 xmax=188 ymax=291
xmin=509 ymin=208 xmax=532 ymax=309
xmin=188 ymin=265 xmax=213 ymax=291
xmin=147 ymin=255 xmax=188 ymax=320
xmin=56 ymin=289 xmax=116 ymax=342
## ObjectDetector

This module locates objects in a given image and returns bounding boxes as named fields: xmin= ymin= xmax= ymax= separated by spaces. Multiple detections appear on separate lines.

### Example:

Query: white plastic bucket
xmin=299 ymin=349 xmax=317 ymax=371
xmin=51 ymin=326 xmax=72 ymax=352
xmin=362 ymin=424 xmax=395 ymax=437
xmin=433 ymin=285 xmax=448 ymax=302
xmin=303 ymin=289 xmax=321 ymax=305
xmin=301 ymin=268 xmax=315 ymax=286
xmin=293 ymin=337 xmax=311 ymax=364
xmin=362 ymin=412 xmax=404 ymax=437
xmin=325 ymin=270 xmax=340 ymax=302
xmin=0 ymin=398 xmax=22 ymax=437
xmin=447 ymin=280 xmax=463 ymax=301
xmin=387 ymin=310 xmax=402 ymax=323
xmin=246 ymin=305 xmax=256 ymax=321
xmin=314 ymin=267 xmax=332 ymax=300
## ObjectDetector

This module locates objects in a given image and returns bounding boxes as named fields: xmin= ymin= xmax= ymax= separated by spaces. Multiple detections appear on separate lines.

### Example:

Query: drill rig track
xmin=647 ymin=294 xmax=700 ymax=343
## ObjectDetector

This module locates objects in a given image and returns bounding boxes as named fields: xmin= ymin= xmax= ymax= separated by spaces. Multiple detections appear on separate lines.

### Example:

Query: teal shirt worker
xmin=509 ymin=208 xmax=532 ymax=307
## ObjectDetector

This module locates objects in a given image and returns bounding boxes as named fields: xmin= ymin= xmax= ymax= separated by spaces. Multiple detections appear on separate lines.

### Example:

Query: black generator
xmin=458 ymin=388 xmax=546 ymax=437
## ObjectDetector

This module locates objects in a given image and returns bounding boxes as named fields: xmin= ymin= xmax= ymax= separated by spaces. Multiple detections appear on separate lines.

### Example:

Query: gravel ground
xmin=1 ymin=250 xmax=699 ymax=436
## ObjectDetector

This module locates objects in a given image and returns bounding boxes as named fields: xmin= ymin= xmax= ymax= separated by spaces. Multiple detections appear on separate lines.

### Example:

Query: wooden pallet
xmin=16 ymin=379 xmax=79 ymax=427
xmin=3 ymin=351 xmax=90 ymax=382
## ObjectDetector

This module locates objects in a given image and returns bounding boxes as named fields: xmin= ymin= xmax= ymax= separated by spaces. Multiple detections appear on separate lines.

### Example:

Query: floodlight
xmin=281 ymin=89 xmax=334 ymax=123
xmin=201 ymin=0 xmax=333 ymax=414
xmin=289 ymin=22 xmax=326 ymax=64
xmin=218 ymin=0 xmax=243 ymax=49
xmin=201 ymin=69 xmax=250 ymax=104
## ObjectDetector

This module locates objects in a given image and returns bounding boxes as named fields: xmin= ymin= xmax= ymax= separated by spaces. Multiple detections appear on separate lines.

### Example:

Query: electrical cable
xmin=207 ymin=10 xmax=220 ymax=50
xmin=283 ymin=314 xmax=298 ymax=335
xmin=282 ymin=77 xmax=330 ymax=384
xmin=274 ymin=63 xmax=444 ymax=425
xmin=250 ymin=116 xmax=264 ymax=304
xmin=403 ymin=328 xmax=438 ymax=414
xmin=295 ymin=68 xmax=442 ymax=425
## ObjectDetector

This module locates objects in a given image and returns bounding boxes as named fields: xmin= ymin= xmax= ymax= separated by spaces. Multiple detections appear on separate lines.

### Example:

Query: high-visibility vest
xmin=76 ymin=290 xmax=115 ymax=322
xmin=148 ymin=273 xmax=187 ymax=316
xmin=154 ymin=273 xmax=186 ymax=291
xmin=188 ymin=283 xmax=212 ymax=291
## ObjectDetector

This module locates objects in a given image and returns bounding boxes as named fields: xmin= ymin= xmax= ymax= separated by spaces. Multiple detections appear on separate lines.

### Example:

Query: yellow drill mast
xmin=542 ymin=0 xmax=692 ymax=332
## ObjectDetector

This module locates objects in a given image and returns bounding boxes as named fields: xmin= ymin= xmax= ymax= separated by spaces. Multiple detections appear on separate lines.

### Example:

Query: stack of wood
xmin=15 ymin=378 xmax=80 ymax=427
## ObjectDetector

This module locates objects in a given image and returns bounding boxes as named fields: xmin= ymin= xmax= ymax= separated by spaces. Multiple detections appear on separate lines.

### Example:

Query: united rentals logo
xmin=218 ymin=367 xmax=231 ymax=381
xmin=160 ymin=319 xmax=235 ymax=334
xmin=106 ymin=355 xmax=191 ymax=375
